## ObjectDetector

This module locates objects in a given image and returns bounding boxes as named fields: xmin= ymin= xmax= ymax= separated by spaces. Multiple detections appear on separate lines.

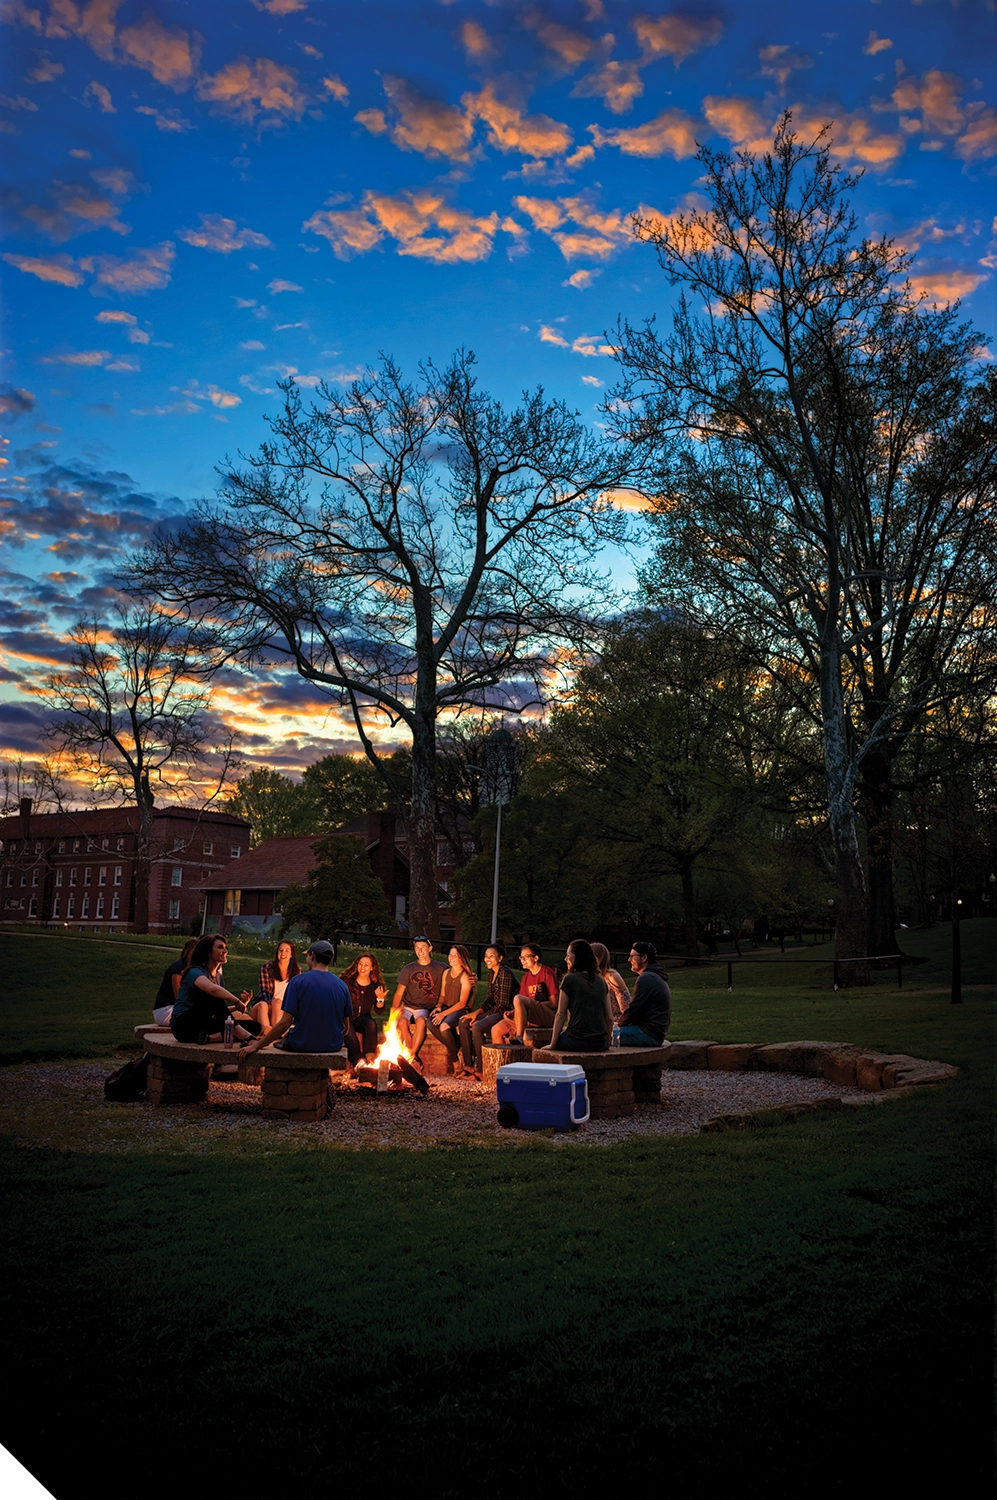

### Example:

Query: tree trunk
xmin=861 ymin=748 xmax=898 ymax=956
xmin=132 ymin=779 xmax=155 ymax=935
xmin=679 ymin=859 xmax=699 ymax=959
xmin=821 ymin=651 xmax=868 ymax=984
xmin=407 ymin=712 xmax=440 ymax=939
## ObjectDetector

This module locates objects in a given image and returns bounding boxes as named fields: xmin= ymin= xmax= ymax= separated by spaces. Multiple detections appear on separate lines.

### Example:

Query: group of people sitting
xmin=150 ymin=930 xmax=672 ymax=1079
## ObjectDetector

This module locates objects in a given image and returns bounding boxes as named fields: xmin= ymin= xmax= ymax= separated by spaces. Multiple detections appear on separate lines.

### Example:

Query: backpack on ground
xmin=104 ymin=1053 xmax=150 ymax=1103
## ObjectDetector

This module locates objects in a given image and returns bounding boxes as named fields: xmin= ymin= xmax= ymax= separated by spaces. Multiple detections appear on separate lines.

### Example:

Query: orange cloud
xmin=702 ymin=95 xmax=773 ymax=153
xmin=357 ymin=74 xmax=474 ymax=161
xmin=632 ymin=12 xmax=723 ymax=65
xmin=178 ymin=214 xmax=272 ymax=252
xmin=564 ymin=268 xmax=600 ymax=288
xmin=460 ymin=19 xmax=497 ymax=62
xmin=793 ymin=107 xmax=904 ymax=167
xmin=463 ymin=82 xmax=573 ymax=158
xmin=523 ymin=7 xmax=595 ymax=70
xmin=197 ymin=57 xmax=306 ymax=124
xmin=83 ymin=78 xmax=113 ymax=111
xmin=321 ymin=74 xmax=348 ymax=104
xmin=758 ymin=44 xmax=812 ymax=92
xmin=7 ymin=176 xmax=130 ymax=242
xmin=538 ymin=324 xmax=568 ymax=347
xmin=957 ymin=105 xmax=997 ymax=161
xmin=305 ymin=190 xmax=514 ymax=265
xmin=908 ymin=261 xmax=988 ymax=303
xmin=80 ymin=240 xmax=175 ymax=295
xmin=864 ymin=32 xmax=892 ymax=56
xmin=891 ymin=68 xmax=965 ymax=137
xmin=41 ymin=348 xmax=111 ymax=365
xmin=2 ymin=252 xmax=84 ymax=286
xmin=514 ymin=194 xmax=634 ymax=260
xmin=36 ymin=1 xmax=200 ymax=89
xmin=590 ymin=106 xmax=698 ymax=157
xmin=572 ymin=60 xmax=643 ymax=115
xmin=95 ymin=308 xmax=148 ymax=342
xmin=135 ymin=103 xmax=193 ymax=132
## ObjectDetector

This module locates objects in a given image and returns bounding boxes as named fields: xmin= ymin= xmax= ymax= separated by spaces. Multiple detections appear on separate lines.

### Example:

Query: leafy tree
xmin=276 ymin=834 xmax=389 ymax=940
xmin=226 ymin=767 xmax=319 ymax=845
xmin=39 ymin=607 xmax=237 ymax=932
xmin=300 ymin=750 xmax=407 ymax=830
xmin=132 ymin=350 xmax=633 ymax=937
xmin=613 ymin=117 xmax=997 ymax=976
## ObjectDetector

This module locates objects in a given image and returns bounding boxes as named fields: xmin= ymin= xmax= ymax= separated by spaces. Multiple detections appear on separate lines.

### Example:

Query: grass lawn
xmin=0 ymin=923 xmax=992 ymax=1497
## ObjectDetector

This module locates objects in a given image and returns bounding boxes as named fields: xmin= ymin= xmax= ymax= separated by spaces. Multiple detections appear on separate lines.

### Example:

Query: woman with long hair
xmin=152 ymin=937 xmax=198 ymax=1026
xmin=255 ymin=939 xmax=301 ymax=1030
xmin=428 ymin=944 xmax=476 ymax=1074
xmin=540 ymin=938 xmax=613 ymax=1054
xmin=339 ymin=951 xmax=388 ymax=1064
xmin=170 ymin=934 xmax=262 ymax=1045
xmin=590 ymin=941 xmax=631 ymax=1022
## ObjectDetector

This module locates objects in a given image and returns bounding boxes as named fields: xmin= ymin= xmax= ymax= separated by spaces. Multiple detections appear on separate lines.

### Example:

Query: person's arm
xmin=193 ymin=973 xmax=245 ymax=1007
xmin=242 ymin=1011 xmax=294 ymax=1055
xmin=544 ymin=986 xmax=569 ymax=1049
xmin=391 ymin=980 xmax=407 ymax=1010
xmin=603 ymin=983 xmax=614 ymax=1043
xmin=171 ymin=970 xmax=183 ymax=1000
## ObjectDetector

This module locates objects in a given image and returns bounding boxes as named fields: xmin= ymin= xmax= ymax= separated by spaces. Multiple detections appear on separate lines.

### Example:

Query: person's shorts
xmin=153 ymin=1005 xmax=173 ymax=1026
xmin=521 ymin=997 xmax=556 ymax=1027
xmin=402 ymin=1004 xmax=430 ymax=1022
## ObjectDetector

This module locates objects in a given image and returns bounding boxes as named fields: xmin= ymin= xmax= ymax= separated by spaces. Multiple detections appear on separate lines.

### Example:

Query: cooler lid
xmin=497 ymin=1062 xmax=586 ymax=1082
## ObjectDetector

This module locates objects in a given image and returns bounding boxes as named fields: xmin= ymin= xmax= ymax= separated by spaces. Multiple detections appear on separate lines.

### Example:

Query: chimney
xmin=19 ymin=797 xmax=31 ymax=843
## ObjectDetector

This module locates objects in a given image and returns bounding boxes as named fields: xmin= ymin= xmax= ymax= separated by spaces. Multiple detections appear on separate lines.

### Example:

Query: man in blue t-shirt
xmin=242 ymin=940 xmax=352 ymax=1055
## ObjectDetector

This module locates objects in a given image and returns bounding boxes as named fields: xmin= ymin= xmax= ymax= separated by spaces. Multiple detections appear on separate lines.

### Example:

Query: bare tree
xmin=612 ymin=118 xmax=997 ymax=978
xmin=40 ymin=607 xmax=239 ymax=932
xmin=131 ymin=351 xmax=634 ymax=936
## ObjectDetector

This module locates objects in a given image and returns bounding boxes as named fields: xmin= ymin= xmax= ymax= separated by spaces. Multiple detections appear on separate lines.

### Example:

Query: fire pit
xmin=352 ymin=1010 xmax=430 ymax=1095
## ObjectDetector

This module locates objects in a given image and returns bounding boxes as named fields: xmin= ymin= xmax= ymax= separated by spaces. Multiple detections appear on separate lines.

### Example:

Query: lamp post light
xmin=471 ymin=729 xmax=518 ymax=947
xmin=951 ymin=893 xmax=963 ymax=1007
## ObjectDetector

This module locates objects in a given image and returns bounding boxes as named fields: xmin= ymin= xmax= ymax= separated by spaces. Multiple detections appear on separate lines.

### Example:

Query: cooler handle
xmin=570 ymin=1078 xmax=590 ymax=1125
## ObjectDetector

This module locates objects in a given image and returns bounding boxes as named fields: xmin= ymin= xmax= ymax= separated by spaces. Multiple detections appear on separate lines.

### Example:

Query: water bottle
xmin=612 ymin=1026 xmax=621 ymax=1049
xmin=223 ymin=1015 xmax=234 ymax=1049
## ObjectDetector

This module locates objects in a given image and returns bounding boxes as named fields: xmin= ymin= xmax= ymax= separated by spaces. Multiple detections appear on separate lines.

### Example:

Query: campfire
xmin=354 ymin=1007 xmax=429 ymax=1095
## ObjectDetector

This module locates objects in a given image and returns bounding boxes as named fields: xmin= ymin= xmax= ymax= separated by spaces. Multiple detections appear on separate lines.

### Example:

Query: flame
xmin=364 ymin=1005 xmax=413 ymax=1069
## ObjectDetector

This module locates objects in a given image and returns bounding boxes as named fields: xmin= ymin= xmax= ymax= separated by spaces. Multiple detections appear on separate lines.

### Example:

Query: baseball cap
xmin=307 ymin=940 xmax=334 ymax=963
xmin=412 ymin=934 xmax=432 ymax=945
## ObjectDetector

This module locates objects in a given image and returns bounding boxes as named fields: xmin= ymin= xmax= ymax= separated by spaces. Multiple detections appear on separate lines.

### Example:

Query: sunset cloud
xmin=4 ymin=177 xmax=130 ymax=242
xmin=564 ymin=268 xmax=601 ymax=289
xmin=357 ymin=74 xmax=475 ymax=161
xmin=81 ymin=241 xmax=175 ymax=295
xmin=758 ymin=44 xmax=812 ymax=92
xmin=41 ymin=349 xmax=112 ymax=366
xmin=32 ymin=2 xmax=200 ymax=90
xmin=513 ymin=195 xmax=635 ymax=261
xmin=864 ymin=32 xmax=892 ymax=57
xmin=572 ymin=60 xmax=644 ymax=115
xmin=792 ymin=106 xmax=905 ymax=167
xmin=83 ymin=78 xmax=114 ymax=111
xmin=267 ymin=278 xmax=302 ymax=293
xmin=632 ymin=13 xmax=723 ymax=65
xmin=523 ymin=8 xmax=595 ymax=71
xmin=459 ymin=19 xmax=497 ymax=63
xmin=95 ymin=308 xmax=149 ymax=342
xmin=908 ymin=260 xmax=988 ymax=303
xmin=537 ymin=324 xmax=615 ymax=356
xmin=197 ymin=57 xmax=306 ymax=124
xmin=877 ymin=66 xmax=996 ymax=160
xmin=321 ymin=74 xmax=348 ymax=104
xmin=464 ymin=82 xmax=573 ymax=158
xmin=590 ymin=107 xmax=699 ymax=158
xmin=2 ymin=252 xmax=84 ymax=286
xmin=27 ymin=53 xmax=64 ymax=83
xmin=702 ymin=95 xmax=773 ymax=154
xmin=304 ymin=189 xmax=516 ymax=265
xmin=135 ymin=103 xmax=193 ymax=133
xmin=178 ymin=214 xmax=272 ymax=252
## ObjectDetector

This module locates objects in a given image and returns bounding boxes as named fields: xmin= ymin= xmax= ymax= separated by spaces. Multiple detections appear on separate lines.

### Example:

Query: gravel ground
xmin=0 ymin=1060 xmax=868 ymax=1155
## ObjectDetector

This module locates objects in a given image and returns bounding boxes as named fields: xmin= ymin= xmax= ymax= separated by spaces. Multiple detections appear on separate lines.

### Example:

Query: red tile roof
xmin=0 ymin=805 xmax=250 ymax=840
xmin=192 ymin=835 xmax=329 ymax=891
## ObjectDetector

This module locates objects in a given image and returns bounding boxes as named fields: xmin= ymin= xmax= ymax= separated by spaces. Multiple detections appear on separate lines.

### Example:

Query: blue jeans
xmin=617 ymin=1024 xmax=660 ymax=1047
xmin=555 ymin=1032 xmax=607 ymax=1051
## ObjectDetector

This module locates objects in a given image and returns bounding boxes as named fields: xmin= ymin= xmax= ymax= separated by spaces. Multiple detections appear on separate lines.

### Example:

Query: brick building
xmin=0 ymin=798 xmax=251 ymax=934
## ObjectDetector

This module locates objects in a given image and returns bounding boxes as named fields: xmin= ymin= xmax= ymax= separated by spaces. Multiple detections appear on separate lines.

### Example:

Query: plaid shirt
xmin=486 ymin=964 xmax=517 ymax=1014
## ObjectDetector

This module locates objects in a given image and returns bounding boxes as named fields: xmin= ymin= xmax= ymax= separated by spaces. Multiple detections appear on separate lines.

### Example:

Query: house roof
xmin=192 ymin=835 xmax=325 ymax=892
xmin=0 ymin=805 xmax=251 ymax=841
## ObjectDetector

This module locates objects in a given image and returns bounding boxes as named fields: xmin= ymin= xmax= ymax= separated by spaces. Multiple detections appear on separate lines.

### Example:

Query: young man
xmin=457 ymin=943 xmax=517 ymax=1079
xmin=242 ymin=940 xmax=352 ymax=1055
xmin=391 ymin=935 xmax=448 ymax=1066
xmin=489 ymin=943 xmax=559 ymax=1046
xmin=618 ymin=941 xmax=671 ymax=1046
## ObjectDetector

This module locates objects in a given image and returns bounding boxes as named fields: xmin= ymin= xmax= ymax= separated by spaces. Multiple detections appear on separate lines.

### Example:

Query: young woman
xmin=152 ymin=937 xmax=197 ymax=1026
xmin=457 ymin=944 xmax=516 ymax=1080
xmin=340 ymin=952 xmax=389 ymax=1064
xmin=170 ymin=934 xmax=262 ymax=1045
xmin=541 ymin=939 xmax=613 ymax=1053
xmin=428 ymin=944 xmax=476 ymax=1074
xmin=255 ymin=940 xmax=301 ymax=1031
xmin=591 ymin=941 xmax=631 ymax=1022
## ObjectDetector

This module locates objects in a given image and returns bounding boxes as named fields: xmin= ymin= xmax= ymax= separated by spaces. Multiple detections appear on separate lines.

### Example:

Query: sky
xmin=0 ymin=0 xmax=994 ymax=783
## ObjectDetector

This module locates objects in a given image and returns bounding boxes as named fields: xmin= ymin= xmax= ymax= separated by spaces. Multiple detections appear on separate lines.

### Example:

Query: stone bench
xmin=141 ymin=1033 xmax=347 ymax=1123
xmin=663 ymin=1038 xmax=959 ymax=1090
xmin=530 ymin=1044 xmax=672 ymax=1120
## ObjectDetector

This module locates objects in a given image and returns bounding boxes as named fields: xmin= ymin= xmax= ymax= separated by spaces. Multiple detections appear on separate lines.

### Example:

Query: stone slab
xmin=707 ymin=1044 xmax=760 ymax=1071
xmin=882 ymin=1057 xmax=958 ymax=1088
xmin=142 ymin=1033 xmax=346 ymax=1070
xmin=532 ymin=1045 xmax=671 ymax=1071
xmin=750 ymin=1041 xmax=851 ymax=1077
xmin=664 ymin=1041 xmax=716 ymax=1070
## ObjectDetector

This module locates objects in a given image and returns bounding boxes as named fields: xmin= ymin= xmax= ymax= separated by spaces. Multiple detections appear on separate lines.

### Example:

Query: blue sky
xmin=1 ymin=0 xmax=994 ymax=774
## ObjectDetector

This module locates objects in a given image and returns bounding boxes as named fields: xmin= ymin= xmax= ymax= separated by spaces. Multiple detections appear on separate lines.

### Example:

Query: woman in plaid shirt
xmin=255 ymin=940 xmax=301 ymax=1028
xmin=456 ymin=943 xmax=517 ymax=1080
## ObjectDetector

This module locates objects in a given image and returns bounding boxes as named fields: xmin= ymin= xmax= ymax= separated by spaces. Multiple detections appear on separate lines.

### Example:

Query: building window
xmin=171 ymin=866 xmax=183 ymax=887
xmin=31 ymin=869 xmax=39 ymax=886
xmin=72 ymin=839 xmax=80 ymax=852
xmin=174 ymin=838 xmax=184 ymax=851
xmin=34 ymin=840 xmax=41 ymax=854
xmin=84 ymin=868 xmax=92 ymax=886
xmin=96 ymin=894 xmax=104 ymax=918
xmin=114 ymin=866 xmax=122 ymax=885
xmin=201 ymin=869 xmax=211 ymax=880
xmin=69 ymin=868 xmax=77 ymax=886
xmin=223 ymin=889 xmax=241 ymax=915
xmin=58 ymin=840 xmax=65 ymax=853
xmin=230 ymin=845 xmax=242 ymax=859
xmin=116 ymin=837 xmax=124 ymax=851
xmin=67 ymin=895 xmax=75 ymax=918
xmin=81 ymin=894 xmax=89 ymax=918
xmin=19 ymin=872 xmax=26 ymax=886
xmin=4 ymin=871 xmax=11 ymax=887
xmin=55 ymin=870 xmax=63 ymax=887
xmin=111 ymin=895 xmax=120 ymax=918
xmin=28 ymin=896 xmax=37 ymax=917
xmin=98 ymin=867 xmax=107 ymax=886
xmin=203 ymin=841 xmax=213 ymax=855
xmin=168 ymin=899 xmax=181 ymax=920
xmin=52 ymin=895 xmax=61 ymax=919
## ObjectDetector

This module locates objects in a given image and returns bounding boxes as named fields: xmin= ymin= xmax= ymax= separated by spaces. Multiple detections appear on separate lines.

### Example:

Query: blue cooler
xmin=495 ymin=1061 xmax=590 ymax=1131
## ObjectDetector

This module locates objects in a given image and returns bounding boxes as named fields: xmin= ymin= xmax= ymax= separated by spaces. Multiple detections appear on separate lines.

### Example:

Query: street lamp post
xmin=473 ymin=729 xmax=518 ymax=949
xmin=951 ymin=893 xmax=963 ymax=1006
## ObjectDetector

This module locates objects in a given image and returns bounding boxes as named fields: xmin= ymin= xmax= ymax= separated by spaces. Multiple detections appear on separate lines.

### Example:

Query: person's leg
xmin=396 ymin=1011 xmax=414 ymax=1053
xmin=428 ymin=1016 xmax=460 ymax=1063
xmin=344 ymin=1027 xmax=362 ymax=1068
xmin=251 ymin=1000 xmax=269 ymax=1031
xmin=357 ymin=1014 xmax=378 ymax=1057
xmin=471 ymin=1012 xmax=503 ymax=1072
xmin=410 ymin=1013 xmax=428 ymax=1061
xmin=490 ymin=1014 xmax=517 ymax=1045
xmin=457 ymin=1015 xmax=475 ymax=1071
xmin=512 ymin=996 xmax=529 ymax=1039
xmin=617 ymin=1025 xmax=660 ymax=1047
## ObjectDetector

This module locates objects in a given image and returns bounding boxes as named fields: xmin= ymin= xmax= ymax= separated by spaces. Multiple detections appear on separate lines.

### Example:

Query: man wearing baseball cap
xmin=242 ymin=940 xmax=352 ymax=1056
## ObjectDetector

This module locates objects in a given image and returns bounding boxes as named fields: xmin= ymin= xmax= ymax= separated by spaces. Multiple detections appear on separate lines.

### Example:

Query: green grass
xmin=0 ymin=923 xmax=992 ymax=1496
